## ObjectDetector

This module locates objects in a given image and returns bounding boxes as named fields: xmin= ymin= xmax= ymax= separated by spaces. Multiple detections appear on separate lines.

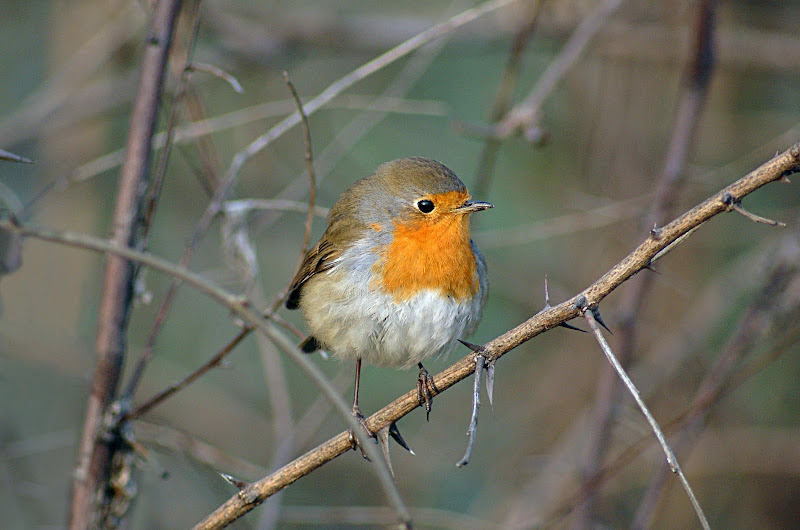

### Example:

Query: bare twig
xmin=471 ymin=1 xmax=543 ymax=199
xmin=491 ymin=0 xmax=627 ymax=140
xmin=69 ymin=2 xmax=184 ymax=528
xmin=2 ymin=216 xmax=410 ymax=528
xmin=575 ymin=1 xmax=718 ymax=524
xmin=65 ymin=95 xmax=447 ymax=186
xmin=128 ymin=326 xmax=250 ymax=419
xmin=221 ymin=199 xmax=328 ymax=218
xmin=222 ymin=0 xmax=520 ymax=190
xmin=142 ymin=0 xmax=204 ymax=235
xmin=723 ymin=192 xmax=787 ymax=226
xmin=280 ymin=71 xmax=317 ymax=309
xmin=123 ymin=0 xmax=207 ymax=403
xmin=577 ymin=301 xmax=710 ymax=530
xmin=456 ymin=353 xmax=486 ymax=467
xmin=188 ymin=63 xmax=243 ymax=93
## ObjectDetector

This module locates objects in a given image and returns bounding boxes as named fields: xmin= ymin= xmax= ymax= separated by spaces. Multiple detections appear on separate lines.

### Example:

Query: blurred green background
xmin=2 ymin=1 xmax=800 ymax=528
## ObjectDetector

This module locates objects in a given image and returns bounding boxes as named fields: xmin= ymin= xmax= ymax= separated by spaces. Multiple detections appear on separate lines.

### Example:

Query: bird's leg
xmin=349 ymin=358 xmax=376 ymax=456
xmin=417 ymin=362 xmax=438 ymax=421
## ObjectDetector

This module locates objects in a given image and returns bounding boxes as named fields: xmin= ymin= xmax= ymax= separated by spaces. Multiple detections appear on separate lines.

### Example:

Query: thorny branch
xmin=191 ymin=139 xmax=800 ymax=528
xmin=9 ymin=139 xmax=793 ymax=528
xmin=577 ymin=301 xmax=710 ymax=530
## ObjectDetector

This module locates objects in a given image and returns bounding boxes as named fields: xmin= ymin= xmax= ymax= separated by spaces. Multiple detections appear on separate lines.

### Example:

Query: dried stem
xmin=579 ymin=304 xmax=709 ymax=530
xmin=222 ymin=0 xmax=520 ymax=189
xmin=456 ymin=354 xmax=486 ymax=467
xmin=68 ymin=2 xmax=184 ymax=528
xmin=471 ymin=2 xmax=542 ymax=199
xmin=491 ymin=0 xmax=627 ymax=140
xmin=123 ymin=0 xmax=206 ymax=402
xmin=276 ymin=72 xmax=317 ymax=312
xmin=575 ymin=1 xmax=717 ymax=524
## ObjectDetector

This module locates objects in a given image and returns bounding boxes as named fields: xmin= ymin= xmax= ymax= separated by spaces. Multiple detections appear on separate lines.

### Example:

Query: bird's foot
xmin=417 ymin=362 xmax=438 ymax=421
xmin=348 ymin=405 xmax=377 ymax=459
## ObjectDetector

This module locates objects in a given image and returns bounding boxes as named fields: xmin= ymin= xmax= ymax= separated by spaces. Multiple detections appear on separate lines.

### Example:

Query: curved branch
xmin=193 ymin=140 xmax=799 ymax=528
xmin=9 ymin=140 xmax=797 ymax=528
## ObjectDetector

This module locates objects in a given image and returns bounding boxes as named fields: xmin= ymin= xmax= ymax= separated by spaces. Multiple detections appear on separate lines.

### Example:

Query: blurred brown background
xmin=1 ymin=0 xmax=800 ymax=528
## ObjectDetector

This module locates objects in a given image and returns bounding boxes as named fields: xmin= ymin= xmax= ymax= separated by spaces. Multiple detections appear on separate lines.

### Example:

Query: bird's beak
xmin=458 ymin=200 xmax=493 ymax=213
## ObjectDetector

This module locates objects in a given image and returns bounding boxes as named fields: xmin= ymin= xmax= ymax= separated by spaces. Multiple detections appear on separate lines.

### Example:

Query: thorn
xmin=388 ymin=422 xmax=415 ymax=455
xmin=458 ymin=339 xmax=483 ymax=352
xmin=650 ymin=224 xmax=663 ymax=239
xmin=0 ymin=148 xmax=33 ymax=164
xmin=643 ymin=262 xmax=660 ymax=274
xmin=543 ymin=275 xmax=552 ymax=309
xmin=220 ymin=472 xmax=248 ymax=491
xmin=592 ymin=307 xmax=612 ymax=334
xmin=376 ymin=426 xmax=395 ymax=478
xmin=485 ymin=361 xmax=495 ymax=407
xmin=559 ymin=321 xmax=587 ymax=332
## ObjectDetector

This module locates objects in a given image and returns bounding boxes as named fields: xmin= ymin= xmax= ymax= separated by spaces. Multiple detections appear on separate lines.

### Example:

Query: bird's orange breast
xmin=374 ymin=200 xmax=478 ymax=302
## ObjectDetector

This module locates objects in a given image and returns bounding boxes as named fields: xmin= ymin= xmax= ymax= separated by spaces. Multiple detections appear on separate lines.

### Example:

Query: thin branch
xmin=69 ymin=2 xmax=184 ymax=528
xmin=65 ymin=95 xmax=447 ymax=186
xmin=575 ymin=1 xmax=718 ymax=524
xmin=278 ymin=71 xmax=317 ymax=311
xmin=190 ymin=141 xmax=800 ymax=527
xmin=142 ymin=0 xmax=204 ymax=235
xmin=723 ymin=193 xmax=787 ymax=226
xmin=222 ymin=0 xmax=520 ymax=189
xmin=187 ymin=63 xmax=244 ymax=93
xmin=2 ymin=218 xmax=410 ymax=529
xmin=221 ymin=199 xmax=329 ymax=218
xmin=128 ymin=326 xmax=250 ymax=419
xmin=9 ymin=140 xmax=797 ymax=528
xmin=471 ymin=1 xmax=543 ymax=199
xmin=490 ymin=0 xmax=627 ymax=140
xmin=456 ymin=353 xmax=486 ymax=467
xmin=578 ymin=302 xmax=709 ymax=530
xmin=122 ymin=0 xmax=206 ymax=403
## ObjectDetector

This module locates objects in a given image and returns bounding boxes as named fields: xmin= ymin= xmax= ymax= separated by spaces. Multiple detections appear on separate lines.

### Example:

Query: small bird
xmin=286 ymin=157 xmax=491 ymax=431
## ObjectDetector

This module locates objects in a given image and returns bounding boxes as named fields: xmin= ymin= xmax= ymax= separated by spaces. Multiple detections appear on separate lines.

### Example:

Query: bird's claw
xmin=417 ymin=363 xmax=438 ymax=421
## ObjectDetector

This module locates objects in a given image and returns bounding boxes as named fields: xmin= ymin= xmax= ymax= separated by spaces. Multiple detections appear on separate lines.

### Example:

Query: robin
xmin=286 ymin=157 xmax=491 ymax=433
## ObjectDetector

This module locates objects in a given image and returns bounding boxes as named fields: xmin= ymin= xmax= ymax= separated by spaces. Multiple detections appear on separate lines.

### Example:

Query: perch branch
xmin=191 ymin=142 xmax=799 ymax=528
xmin=10 ymin=140 xmax=796 ymax=528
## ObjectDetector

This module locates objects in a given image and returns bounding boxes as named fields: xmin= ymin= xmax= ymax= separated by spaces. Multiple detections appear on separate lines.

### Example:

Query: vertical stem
xmin=68 ymin=2 xmax=184 ymax=528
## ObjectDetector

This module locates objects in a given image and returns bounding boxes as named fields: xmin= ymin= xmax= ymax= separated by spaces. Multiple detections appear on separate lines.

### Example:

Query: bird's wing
xmin=285 ymin=237 xmax=343 ymax=310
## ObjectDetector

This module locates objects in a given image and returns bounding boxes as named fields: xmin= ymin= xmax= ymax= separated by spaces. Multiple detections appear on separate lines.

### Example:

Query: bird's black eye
xmin=416 ymin=199 xmax=435 ymax=213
